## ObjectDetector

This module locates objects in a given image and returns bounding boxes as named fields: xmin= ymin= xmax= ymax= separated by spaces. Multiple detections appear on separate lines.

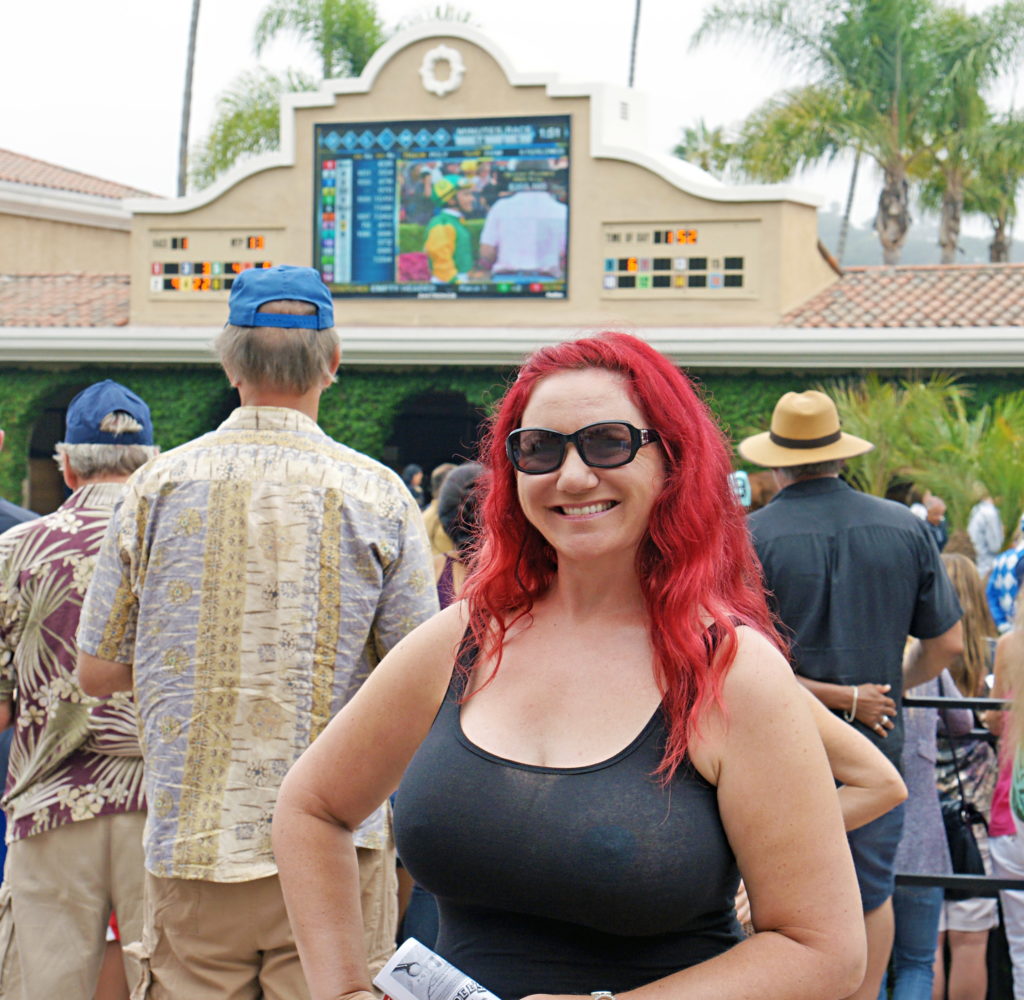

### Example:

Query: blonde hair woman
xmin=933 ymin=553 xmax=1000 ymax=1000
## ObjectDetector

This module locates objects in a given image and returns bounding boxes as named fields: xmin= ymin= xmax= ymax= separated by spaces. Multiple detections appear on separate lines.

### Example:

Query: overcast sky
xmin=3 ymin=0 xmax=1018 ymax=235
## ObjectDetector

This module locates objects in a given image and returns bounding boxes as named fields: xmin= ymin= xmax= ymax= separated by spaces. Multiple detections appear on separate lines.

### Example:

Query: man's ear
xmin=61 ymin=453 xmax=80 ymax=492
xmin=324 ymin=344 xmax=341 ymax=387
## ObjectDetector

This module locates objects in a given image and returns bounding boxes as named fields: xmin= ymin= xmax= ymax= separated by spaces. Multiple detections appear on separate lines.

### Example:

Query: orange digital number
xmin=626 ymin=257 xmax=638 ymax=272
xmin=170 ymin=277 xmax=181 ymax=290
xmin=247 ymin=235 xmax=265 ymax=250
xmin=199 ymin=261 xmax=212 ymax=275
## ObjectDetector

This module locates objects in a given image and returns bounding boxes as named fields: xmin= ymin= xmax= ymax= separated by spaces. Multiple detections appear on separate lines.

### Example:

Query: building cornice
xmin=0 ymin=325 xmax=1019 ymax=369
xmin=0 ymin=180 xmax=133 ymax=231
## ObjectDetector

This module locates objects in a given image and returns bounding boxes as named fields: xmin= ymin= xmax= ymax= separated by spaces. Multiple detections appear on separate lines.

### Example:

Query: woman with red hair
xmin=273 ymin=332 xmax=866 ymax=1000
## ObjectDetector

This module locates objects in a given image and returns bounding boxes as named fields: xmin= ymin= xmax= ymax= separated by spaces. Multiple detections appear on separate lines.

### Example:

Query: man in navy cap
xmin=0 ymin=380 xmax=157 ymax=997
xmin=77 ymin=266 xmax=438 ymax=998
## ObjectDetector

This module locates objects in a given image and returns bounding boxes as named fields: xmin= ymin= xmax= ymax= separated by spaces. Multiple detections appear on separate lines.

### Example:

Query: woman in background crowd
xmin=434 ymin=462 xmax=482 ymax=607
xmin=274 ymin=332 xmax=866 ymax=1000
xmin=882 ymin=666 xmax=971 ymax=1000
xmin=933 ymin=553 xmax=1000 ymax=1000
xmin=402 ymin=463 xmax=427 ymax=509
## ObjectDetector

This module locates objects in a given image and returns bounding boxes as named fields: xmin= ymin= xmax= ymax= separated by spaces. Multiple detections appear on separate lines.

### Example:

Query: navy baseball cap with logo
xmin=228 ymin=265 xmax=334 ymax=330
xmin=65 ymin=380 xmax=154 ymax=445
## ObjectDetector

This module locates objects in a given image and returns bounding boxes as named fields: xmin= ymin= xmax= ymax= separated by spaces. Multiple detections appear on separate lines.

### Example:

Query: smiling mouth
xmin=556 ymin=501 xmax=618 ymax=516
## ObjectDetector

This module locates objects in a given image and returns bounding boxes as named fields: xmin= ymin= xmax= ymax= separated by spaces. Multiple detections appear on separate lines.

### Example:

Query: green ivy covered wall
xmin=0 ymin=363 xmax=1022 ymax=510
xmin=0 ymin=364 xmax=515 ymax=507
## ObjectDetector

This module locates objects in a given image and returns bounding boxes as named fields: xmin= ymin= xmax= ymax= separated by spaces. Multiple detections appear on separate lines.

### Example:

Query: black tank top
xmin=394 ymin=662 xmax=742 ymax=1000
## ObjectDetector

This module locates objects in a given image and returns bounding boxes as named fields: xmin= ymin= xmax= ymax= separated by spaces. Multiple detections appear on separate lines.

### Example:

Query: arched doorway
xmin=27 ymin=386 xmax=88 ymax=515
xmin=386 ymin=391 xmax=485 ymax=500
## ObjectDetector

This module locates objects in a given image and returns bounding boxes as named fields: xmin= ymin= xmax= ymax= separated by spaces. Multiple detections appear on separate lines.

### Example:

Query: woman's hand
xmin=853 ymin=683 xmax=896 ymax=736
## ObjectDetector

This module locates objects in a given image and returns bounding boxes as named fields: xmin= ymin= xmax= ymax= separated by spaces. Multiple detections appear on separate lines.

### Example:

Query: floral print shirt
xmin=0 ymin=483 xmax=144 ymax=841
xmin=77 ymin=407 xmax=439 ymax=882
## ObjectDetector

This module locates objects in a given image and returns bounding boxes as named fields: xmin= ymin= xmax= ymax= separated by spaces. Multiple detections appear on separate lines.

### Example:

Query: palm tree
xmin=628 ymin=0 xmax=642 ymax=88
xmin=396 ymin=5 xmax=475 ymax=29
xmin=691 ymin=0 xmax=1024 ymax=266
xmin=962 ymin=113 xmax=1024 ymax=262
xmin=913 ymin=3 xmax=1024 ymax=263
xmin=177 ymin=0 xmax=202 ymax=197
xmin=253 ymin=0 xmax=388 ymax=79
xmin=189 ymin=69 xmax=318 ymax=190
xmin=192 ymin=0 xmax=476 ymax=190
xmin=672 ymin=119 xmax=737 ymax=177
xmin=824 ymin=373 xmax=964 ymax=499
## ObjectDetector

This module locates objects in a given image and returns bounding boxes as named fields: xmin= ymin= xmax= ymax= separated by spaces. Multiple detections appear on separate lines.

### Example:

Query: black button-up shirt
xmin=748 ymin=476 xmax=962 ymax=763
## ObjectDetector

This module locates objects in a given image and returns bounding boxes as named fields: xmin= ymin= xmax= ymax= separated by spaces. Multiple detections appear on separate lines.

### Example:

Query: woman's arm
xmin=985 ymin=631 xmax=1024 ymax=735
xmin=934 ymin=670 xmax=974 ymax=737
xmin=800 ymin=685 xmax=907 ymax=830
xmin=272 ymin=602 xmax=467 ymax=1000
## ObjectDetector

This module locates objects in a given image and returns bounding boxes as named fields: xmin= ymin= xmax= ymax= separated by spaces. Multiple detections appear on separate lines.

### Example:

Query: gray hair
xmin=215 ymin=300 xmax=339 ymax=395
xmin=774 ymin=458 xmax=845 ymax=484
xmin=55 ymin=412 xmax=158 ymax=479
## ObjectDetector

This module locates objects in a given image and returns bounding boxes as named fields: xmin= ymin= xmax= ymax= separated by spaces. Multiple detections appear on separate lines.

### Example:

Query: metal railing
xmin=897 ymin=693 xmax=1024 ymax=895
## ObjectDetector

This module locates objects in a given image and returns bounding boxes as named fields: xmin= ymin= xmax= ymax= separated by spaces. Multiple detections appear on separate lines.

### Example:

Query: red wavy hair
xmin=461 ymin=331 xmax=782 ymax=779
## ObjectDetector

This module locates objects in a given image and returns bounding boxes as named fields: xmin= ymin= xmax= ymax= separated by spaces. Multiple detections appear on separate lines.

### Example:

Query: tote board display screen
xmin=314 ymin=114 xmax=570 ymax=299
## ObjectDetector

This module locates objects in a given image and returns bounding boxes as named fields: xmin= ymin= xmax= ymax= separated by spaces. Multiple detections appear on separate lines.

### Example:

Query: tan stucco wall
xmin=1 ymin=213 xmax=130 ymax=273
xmin=130 ymin=32 xmax=837 ymax=328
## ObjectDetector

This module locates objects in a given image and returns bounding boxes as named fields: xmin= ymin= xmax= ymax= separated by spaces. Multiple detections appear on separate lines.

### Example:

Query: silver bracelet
xmin=591 ymin=993 xmax=617 ymax=1000
xmin=843 ymin=684 xmax=858 ymax=722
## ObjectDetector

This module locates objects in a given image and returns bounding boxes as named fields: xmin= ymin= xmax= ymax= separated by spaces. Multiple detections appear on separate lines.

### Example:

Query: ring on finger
xmin=881 ymin=715 xmax=891 ymax=725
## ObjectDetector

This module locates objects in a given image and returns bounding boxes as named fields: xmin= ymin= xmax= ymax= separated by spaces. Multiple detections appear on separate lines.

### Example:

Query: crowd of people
xmin=1 ymin=266 xmax=1024 ymax=1000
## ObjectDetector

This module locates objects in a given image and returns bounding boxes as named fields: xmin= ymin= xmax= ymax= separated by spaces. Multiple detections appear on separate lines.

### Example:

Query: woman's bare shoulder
xmin=721 ymin=626 xmax=796 ymax=701
xmin=689 ymin=625 xmax=804 ymax=782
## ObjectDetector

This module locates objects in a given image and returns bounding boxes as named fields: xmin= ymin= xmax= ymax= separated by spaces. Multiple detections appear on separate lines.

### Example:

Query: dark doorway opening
xmin=28 ymin=386 xmax=88 ymax=514
xmin=386 ymin=392 xmax=485 ymax=500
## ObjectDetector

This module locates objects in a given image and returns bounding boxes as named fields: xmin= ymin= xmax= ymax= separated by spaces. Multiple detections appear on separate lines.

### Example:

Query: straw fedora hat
xmin=738 ymin=390 xmax=874 ymax=468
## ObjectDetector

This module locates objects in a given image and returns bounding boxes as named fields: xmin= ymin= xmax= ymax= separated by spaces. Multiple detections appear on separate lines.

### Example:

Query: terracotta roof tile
xmin=0 ymin=274 xmax=129 ymax=327
xmin=783 ymin=263 xmax=1024 ymax=327
xmin=0 ymin=149 xmax=157 ymax=200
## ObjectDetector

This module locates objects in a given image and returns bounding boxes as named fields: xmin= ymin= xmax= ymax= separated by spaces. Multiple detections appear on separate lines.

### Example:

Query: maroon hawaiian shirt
xmin=0 ymin=483 xmax=144 ymax=842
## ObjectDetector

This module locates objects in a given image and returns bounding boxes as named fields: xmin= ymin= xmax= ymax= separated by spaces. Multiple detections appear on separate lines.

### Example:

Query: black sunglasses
xmin=506 ymin=421 xmax=661 ymax=475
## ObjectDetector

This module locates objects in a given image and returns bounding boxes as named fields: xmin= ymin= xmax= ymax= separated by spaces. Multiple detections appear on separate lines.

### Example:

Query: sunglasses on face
xmin=505 ymin=421 xmax=662 ymax=475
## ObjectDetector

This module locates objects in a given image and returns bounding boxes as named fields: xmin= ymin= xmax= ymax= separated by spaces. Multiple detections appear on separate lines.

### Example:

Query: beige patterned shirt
xmin=77 ymin=407 xmax=438 ymax=882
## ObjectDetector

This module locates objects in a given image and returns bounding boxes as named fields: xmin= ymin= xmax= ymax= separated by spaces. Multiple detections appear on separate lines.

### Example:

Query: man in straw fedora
xmin=740 ymin=390 xmax=964 ymax=1000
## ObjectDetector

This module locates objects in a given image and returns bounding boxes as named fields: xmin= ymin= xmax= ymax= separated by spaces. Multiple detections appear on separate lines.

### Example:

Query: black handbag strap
xmin=940 ymin=673 xmax=988 ymax=829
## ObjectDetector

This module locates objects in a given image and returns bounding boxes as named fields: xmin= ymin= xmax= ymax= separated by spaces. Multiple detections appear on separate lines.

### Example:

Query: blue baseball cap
xmin=65 ymin=380 xmax=153 ymax=445
xmin=228 ymin=265 xmax=334 ymax=330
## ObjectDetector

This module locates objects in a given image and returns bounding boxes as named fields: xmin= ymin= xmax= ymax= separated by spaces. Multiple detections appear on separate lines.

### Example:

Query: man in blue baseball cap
xmin=77 ymin=266 xmax=438 ymax=998
xmin=0 ymin=379 xmax=157 ymax=996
